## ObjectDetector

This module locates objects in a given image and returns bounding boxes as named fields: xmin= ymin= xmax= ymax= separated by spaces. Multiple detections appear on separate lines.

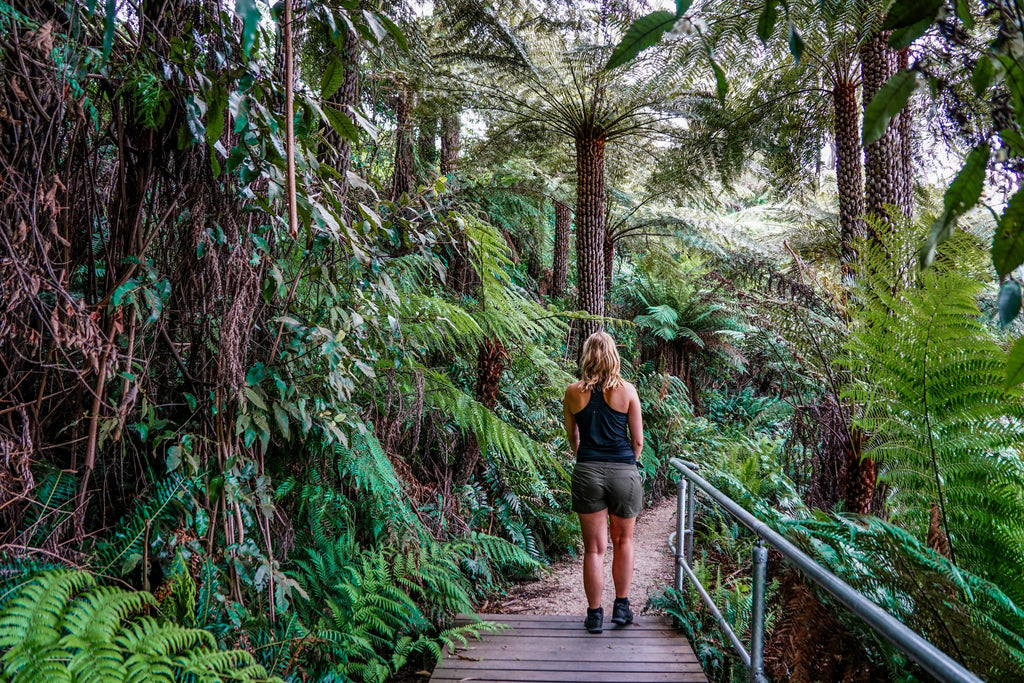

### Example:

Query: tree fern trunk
xmin=832 ymin=76 xmax=863 ymax=268
xmin=324 ymin=26 xmax=359 ymax=213
xmin=575 ymin=135 xmax=606 ymax=346
xmin=861 ymin=33 xmax=905 ymax=228
xmin=391 ymin=90 xmax=415 ymax=201
xmin=476 ymin=338 xmax=506 ymax=409
xmin=440 ymin=113 xmax=461 ymax=178
xmin=456 ymin=339 xmax=507 ymax=486
xmin=551 ymin=201 xmax=571 ymax=298
xmin=417 ymin=115 xmax=438 ymax=181
xmin=603 ymin=234 xmax=614 ymax=290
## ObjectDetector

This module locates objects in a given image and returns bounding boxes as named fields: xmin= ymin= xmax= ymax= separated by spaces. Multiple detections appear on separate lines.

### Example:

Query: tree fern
xmin=840 ymin=222 xmax=1024 ymax=602
xmin=0 ymin=570 xmax=280 ymax=683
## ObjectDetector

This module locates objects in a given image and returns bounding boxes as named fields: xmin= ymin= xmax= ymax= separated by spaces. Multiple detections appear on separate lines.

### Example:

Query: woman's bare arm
xmin=627 ymin=385 xmax=644 ymax=460
xmin=563 ymin=387 xmax=580 ymax=455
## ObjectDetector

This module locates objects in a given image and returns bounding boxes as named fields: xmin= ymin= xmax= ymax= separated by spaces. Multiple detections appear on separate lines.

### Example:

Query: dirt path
xmin=485 ymin=497 xmax=677 ymax=616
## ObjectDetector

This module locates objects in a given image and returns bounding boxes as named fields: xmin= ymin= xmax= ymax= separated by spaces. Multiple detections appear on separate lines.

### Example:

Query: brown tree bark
xmin=391 ymin=89 xmax=416 ymax=201
xmin=833 ymin=76 xmax=864 ymax=269
xmin=417 ymin=115 xmax=438 ymax=180
xmin=861 ymin=33 xmax=907 ymax=228
xmin=551 ymin=201 xmax=572 ymax=298
xmin=324 ymin=26 xmax=360 ymax=207
xmin=575 ymin=135 xmax=607 ymax=345
xmin=603 ymin=235 xmax=615 ymax=290
xmin=440 ymin=113 xmax=461 ymax=178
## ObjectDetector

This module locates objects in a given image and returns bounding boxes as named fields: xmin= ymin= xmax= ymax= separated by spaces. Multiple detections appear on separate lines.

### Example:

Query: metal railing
xmin=668 ymin=457 xmax=983 ymax=683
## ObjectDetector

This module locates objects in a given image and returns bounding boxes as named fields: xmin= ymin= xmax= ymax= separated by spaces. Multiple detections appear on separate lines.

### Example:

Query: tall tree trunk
xmin=850 ymin=31 xmax=907 ymax=517
xmin=391 ymin=89 xmax=415 ymax=201
xmin=575 ymin=135 xmax=606 ymax=346
xmin=603 ymin=235 xmax=614 ymax=290
xmin=324 ymin=26 xmax=359 ymax=208
xmin=551 ymin=201 xmax=572 ymax=298
xmin=861 ymin=33 xmax=904 ymax=229
xmin=833 ymin=76 xmax=864 ymax=269
xmin=440 ymin=113 xmax=461 ymax=178
xmin=417 ymin=115 xmax=438 ymax=181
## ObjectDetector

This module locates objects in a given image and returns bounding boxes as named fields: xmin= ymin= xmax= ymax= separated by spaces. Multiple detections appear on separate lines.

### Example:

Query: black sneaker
xmin=611 ymin=598 xmax=633 ymax=625
xmin=584 ymin=607 xmax=603 ymax=633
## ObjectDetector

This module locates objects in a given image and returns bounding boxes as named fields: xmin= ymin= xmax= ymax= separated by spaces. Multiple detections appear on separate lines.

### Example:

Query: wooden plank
xmin=485 ymin=628 xmax=680 ymax=638
xmin=436 ymin=613 xmax=706 ymax=683
xmin=472 ymin=614 xmax=674 ymax=625
xmin=436 ymin=660 xmax=705 ymax=673
xmin=470 ymin=620 xmax=674 ymax=632
xmin=448 ymin=650 xmax=698 ymax=662
xmin=428 ymin=679 xmax=708 ymax=683
xmin=464 ymin=614 xmax=674 ymax=622
xmin=431 ymin=671 xmax=698 ymax=682
xmin=454 ymin=639 xmax=690 ymax=650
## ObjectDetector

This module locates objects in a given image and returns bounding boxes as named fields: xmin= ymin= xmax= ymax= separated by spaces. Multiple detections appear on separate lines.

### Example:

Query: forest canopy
xmin=2 ymin=0 xmax=1024 ymax=681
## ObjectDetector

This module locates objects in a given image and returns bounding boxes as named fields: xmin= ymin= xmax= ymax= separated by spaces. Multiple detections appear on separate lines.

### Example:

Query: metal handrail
xmin=668 ymin=457 xmax=983 ymax=683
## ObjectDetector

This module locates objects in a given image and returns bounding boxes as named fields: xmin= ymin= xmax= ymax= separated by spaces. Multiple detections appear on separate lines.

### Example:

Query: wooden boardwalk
xmin=434 ymin=614 xmax=707 ymax=683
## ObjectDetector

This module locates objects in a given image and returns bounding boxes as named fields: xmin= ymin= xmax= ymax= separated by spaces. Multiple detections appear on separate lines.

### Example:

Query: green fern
xmin=840 ymin=220 xmax=1024 ymax=602
xmin=93 ymin=475 xmax=194 ymax=578
xmin=0 ymin=570 xmax=280 ymax=683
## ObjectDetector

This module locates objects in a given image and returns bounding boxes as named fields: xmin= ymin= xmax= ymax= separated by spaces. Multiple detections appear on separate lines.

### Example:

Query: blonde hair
xmin=580 ymin=331 xmax=625 ymax=391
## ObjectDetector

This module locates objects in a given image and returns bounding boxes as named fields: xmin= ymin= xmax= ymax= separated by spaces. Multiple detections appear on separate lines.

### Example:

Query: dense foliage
xmin=3 ymin=0 xmax=1024 ymax=681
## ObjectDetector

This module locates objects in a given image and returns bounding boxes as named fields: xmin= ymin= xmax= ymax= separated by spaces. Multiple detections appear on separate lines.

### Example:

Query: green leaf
xmin=184 ymin=393 xmax=197 ymax=411
xmin=883 ymin=0 xmax=942 ymax=30
xmin=321 ymin=56 xmax=345 ymax=99
xmin=999 ymin=281 xmax=1022 ymax=327
xmin=994 ymin=187 xmax=1024 ymax=277
xmin=273 ymin=404 xmax=290 ymax=440
xmin=757 ymin=0 xmax=778 ymax=44
xmin=711 ymin=59 xmax=728 ymax=102
xmin=375 ymin=11 xmax=408 ymax=52
xmin=956 ymin=0 xmax=975 ymax=29
xmin=205 ymin=87 xmax=227 ymax=145
xmin=323 ymin=105 xmax=359 ymax=143
xmin=943 ymin=144 xmax=989 ymax=215
xmin=863 ymin=69 xmax=918 ymax=146
xmin=1001 ymin=128 xmax=1024 ymax=157
xmin=998 ymin=54 xmax=1024 ymax=121
xmin=675 ymin=0 xmax=692 ymax=17
xmin=1006 ymin=336 xmax=1024 ymax=388
xmin=605 ymin=11 xmax=676 ymax=70
xmin=788 ymin=22 xmax=805 ymax=65
xmin=236 ymin=0 xmax=261 ymax=56
xmin=167 ymin=445 xmax=182 ymax=473
xmin=920 ymin=144 xmax=990 ymax=268
xmin=888 ymin=15 xmax=932 ymax=49
xmin=972 ymin=56 xmax=995 ymax=98
xmin=246 ymin=362 xmax=267 ymax=386
xmin=102 ymin=0 xmax=117 ymax=63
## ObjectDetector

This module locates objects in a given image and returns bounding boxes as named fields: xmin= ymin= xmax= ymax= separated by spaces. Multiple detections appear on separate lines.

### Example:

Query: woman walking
xmin=563 ymin=331 xmax=644 ymax=633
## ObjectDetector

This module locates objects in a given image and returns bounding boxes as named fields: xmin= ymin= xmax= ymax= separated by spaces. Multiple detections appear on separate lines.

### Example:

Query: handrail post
xmin=685 ymin=476 xmax=696 ymax=567
xmin=675 ymin=477 xmax=686 ymax=590
xmin=750 ymin=540 xmax=768 ymax=683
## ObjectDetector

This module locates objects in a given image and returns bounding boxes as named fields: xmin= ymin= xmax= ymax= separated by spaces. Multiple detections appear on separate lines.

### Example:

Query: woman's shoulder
xmin=614 ymin=379 xmax=638 ymax=395
xmin=565 ymin=380 xmax=585 ymax=397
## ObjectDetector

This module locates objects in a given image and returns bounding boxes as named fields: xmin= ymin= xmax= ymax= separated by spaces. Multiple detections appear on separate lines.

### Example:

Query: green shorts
xmin=571 ymin=461 xmax=643 ymax=519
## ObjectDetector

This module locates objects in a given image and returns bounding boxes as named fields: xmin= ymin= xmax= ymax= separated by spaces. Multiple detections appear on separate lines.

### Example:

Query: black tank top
xmin=574 ymin=384 xmax=635 ymax=463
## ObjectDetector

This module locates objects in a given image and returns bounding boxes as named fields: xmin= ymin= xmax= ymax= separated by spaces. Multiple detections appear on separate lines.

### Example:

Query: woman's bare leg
xmin=578 ymin=509 xmax=609 ymax=609
xmin=609 ymin=514 xmax=636 ymax=599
